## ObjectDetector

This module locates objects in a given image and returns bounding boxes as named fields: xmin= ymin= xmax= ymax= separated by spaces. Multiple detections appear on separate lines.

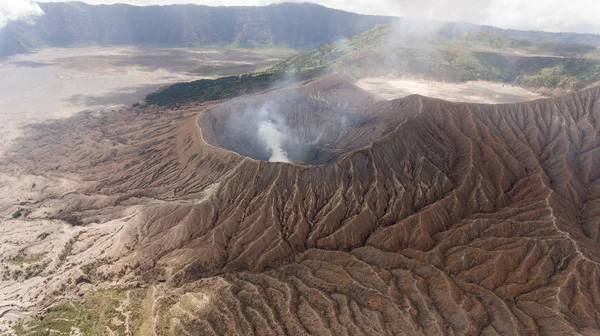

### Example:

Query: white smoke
xmin=0 ymin=0 xmax=44 ymax=29
xmin=258 ymin=120 xmax=290 ymax=163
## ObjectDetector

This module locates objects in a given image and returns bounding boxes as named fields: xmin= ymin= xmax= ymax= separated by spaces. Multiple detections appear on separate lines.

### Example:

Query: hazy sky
xmin=2 ymin=0 xmax=600 ymax=34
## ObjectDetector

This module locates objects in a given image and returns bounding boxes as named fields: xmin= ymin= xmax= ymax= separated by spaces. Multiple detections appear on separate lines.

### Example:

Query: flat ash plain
xmin=356 ymin=77 xmax=546 ymax=103
xmin=0 ymin=46 xmax=295 ymax=157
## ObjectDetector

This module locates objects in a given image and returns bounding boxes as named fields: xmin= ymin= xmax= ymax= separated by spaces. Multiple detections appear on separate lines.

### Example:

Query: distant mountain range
xmin=2 ymin=2 xmax=600 ymax=59
xmin=0 ymin=2 xmax=395 ymax=57
xmin=485 ymin=26 xmax=600 ymax=46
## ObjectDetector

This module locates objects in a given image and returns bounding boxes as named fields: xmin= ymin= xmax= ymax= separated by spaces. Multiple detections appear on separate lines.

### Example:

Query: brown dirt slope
xmin=6 ymin=77 xmax=600 ymax=335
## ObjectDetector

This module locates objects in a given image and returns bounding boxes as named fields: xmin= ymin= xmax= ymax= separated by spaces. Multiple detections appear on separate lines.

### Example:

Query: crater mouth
xmin=197 ymin=81 xmax=407 ymax=165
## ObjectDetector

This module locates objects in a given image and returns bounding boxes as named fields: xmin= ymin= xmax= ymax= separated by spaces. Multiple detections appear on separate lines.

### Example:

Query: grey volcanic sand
xmin=0 ymin=46 xmax=293 ymax=328
xmin=356 ymin=77 xmax=545 ymax=104
xmin=0 ymin=46 xmax=293 ymax=157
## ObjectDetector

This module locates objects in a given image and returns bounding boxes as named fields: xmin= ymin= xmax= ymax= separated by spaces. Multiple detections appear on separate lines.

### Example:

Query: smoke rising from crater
xmin=223 ymin=72 xmax=303 ymax=164
xmin=258 ymin=120 xmax=290 ymax=162
xmin=224 ymin=96 xmax=298 ymax=163
xmin=254 ymin=98 xmax=296 ymax=163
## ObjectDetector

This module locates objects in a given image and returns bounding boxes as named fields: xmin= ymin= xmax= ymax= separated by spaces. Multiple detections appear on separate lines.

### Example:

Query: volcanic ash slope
xmin=8 ymin=77 xmax=600 ymax=335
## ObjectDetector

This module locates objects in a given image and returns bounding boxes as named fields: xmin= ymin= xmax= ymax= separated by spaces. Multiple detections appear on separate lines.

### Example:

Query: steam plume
xmin=258 ymin=120 xmax=290 ymax=162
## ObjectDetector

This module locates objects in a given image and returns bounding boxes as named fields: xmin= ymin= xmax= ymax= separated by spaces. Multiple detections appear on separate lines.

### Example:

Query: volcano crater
xmin=197 ymin=84 xmax=408 ymax=165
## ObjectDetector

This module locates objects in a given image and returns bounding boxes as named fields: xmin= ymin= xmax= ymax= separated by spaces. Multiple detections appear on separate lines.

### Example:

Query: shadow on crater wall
xmin=198 ymin=76 xmax=410 ymax=165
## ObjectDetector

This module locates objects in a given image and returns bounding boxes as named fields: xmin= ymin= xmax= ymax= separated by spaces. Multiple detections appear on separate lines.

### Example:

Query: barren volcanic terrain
xmin=356 ymin=77 xmax=545 ymax=103
xmin=3 ymin=3 xmax=600 ymax=334
xmin=0 ymin=46 xmax=294 ymax=156
xmin=0 ymin=45 xmax=294 ymax=333
xmin=4 ymin=73 xmax=600 ymax=334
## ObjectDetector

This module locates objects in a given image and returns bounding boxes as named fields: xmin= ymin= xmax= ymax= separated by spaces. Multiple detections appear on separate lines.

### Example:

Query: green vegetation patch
xmin=145 ymin=68 xmax=326 ymax=107
xmin=13 ymin=286 xmax=182 ymax=336
xmin=12 ymin=208 xmax=30 ymax=219
xmin=515 ymin=57 xmax=600 ymax=89
xmin=145 ymin=73 xmax=278 ymax=107
xmin=15 ymin=290 xmax=127 ymax=336
xmin=534 ymin=42 xmax=597 ymax=55
xmin=9 ymin=250 xmax=44 ymax=265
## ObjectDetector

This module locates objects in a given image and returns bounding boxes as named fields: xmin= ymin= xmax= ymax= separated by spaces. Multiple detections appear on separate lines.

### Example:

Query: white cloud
xmin=27 ymin=0 xmax=600 ymax=34
xmin=482 ymin=0 xmax=600 ymax=34
xmin=0 ymin=0 xmax=44 ymax=29
xmin=312 ymin=0 xmax=600 ymax=34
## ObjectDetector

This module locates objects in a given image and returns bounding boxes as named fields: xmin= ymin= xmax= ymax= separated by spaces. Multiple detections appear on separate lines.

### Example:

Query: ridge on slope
xmin=8 ymin=76 xmax=600 ymax=334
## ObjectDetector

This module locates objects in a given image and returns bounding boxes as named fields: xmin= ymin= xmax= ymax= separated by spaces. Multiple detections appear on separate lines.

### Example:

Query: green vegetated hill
xmin=144 ymin=69 xmax=328 ymax=107
xmin=145 ymin=23 xmax=600 ymax=107
xmin=484 ymin=25 xmax=600 ymax=46
xmin=271 ymin=24 xmax=600 ymax=89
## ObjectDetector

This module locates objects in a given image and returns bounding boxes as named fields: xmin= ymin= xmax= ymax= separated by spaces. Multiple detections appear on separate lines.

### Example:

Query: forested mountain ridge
xmin=0 ymin=2 xmax=395 ymax=57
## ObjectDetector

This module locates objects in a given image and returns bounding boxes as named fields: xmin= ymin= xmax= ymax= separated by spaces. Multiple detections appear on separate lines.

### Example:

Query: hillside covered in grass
xmin=145 ymin=23 xmax=600 ymax=106
xmin=271 ymin=24 xmax=600 ymax=89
